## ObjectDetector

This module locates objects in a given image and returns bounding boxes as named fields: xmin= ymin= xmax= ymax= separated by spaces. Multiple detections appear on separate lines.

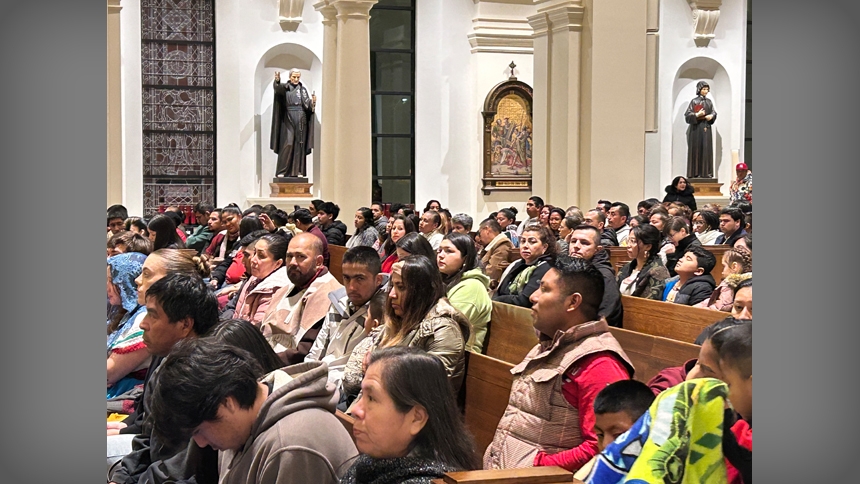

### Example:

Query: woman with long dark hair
xmin=616 ymin=224 xmax=670 ymax=300
xmin=662 ymin=175 xmax=697 ymax=212
xmin=342 ymin=347 xmax=480 ymax=483
xmin=381 ymin=215 xmax=417 ymax=274
xmin=347 ymin=207 xmax=380 ymax=249
xmin=393 ymin=232 xmax=437 ymax=265
xmin=437 ymin=232 xmax=491 ymax=353
xmin=374 ymin=255 xmax=470 ymax=392
xmin=147 ymin=214 xmax=185 ymax=250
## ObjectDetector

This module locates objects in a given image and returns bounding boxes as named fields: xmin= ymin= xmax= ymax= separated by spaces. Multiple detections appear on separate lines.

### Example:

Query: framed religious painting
xmin=481 ymin=74 xmax=533 ymax=195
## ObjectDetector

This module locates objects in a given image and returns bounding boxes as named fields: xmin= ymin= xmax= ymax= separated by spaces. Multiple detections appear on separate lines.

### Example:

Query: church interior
xmin=107 ymin=0 xmax=750 ymax=219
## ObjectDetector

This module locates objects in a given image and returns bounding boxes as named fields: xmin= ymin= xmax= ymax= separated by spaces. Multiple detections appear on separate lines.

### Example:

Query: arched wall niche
xmin=252 ymin=43 xmax=322 ymax=196
xmin=671 ymin=56 xmax=732 ymax=181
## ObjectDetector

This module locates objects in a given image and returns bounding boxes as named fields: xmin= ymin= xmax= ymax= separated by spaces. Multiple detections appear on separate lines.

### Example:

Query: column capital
xmin=527 ymin=12 xmax=550 ymax=37
xmin=330 ymin=0 xmax=377 ymax=20
xmin=542 ymin=3 xmax=585 ymax=34
xmin=107 ymin=0 xmax=122 ymax=13
xmin=314 ymin=0 xmax=338 ymax=24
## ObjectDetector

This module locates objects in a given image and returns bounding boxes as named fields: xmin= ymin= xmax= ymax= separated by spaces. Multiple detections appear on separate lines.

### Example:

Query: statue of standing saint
xmin=270 ymin=69 xmax=316 ymax=178
xmin=684 ymin=81 xmax=717 ymax=179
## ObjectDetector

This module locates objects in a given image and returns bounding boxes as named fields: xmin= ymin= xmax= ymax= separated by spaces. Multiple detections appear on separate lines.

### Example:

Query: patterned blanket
xmin=584 ymin=378 xmax=731 ymax=484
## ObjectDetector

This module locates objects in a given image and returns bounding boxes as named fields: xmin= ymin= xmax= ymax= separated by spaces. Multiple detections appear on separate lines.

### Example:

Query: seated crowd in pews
xmin=104 ymin=179 xmax=751 ymax=484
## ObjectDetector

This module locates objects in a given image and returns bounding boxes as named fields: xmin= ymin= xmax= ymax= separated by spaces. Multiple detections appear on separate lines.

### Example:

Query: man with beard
xmin=259 ymin=233 xmax=343 ymax=365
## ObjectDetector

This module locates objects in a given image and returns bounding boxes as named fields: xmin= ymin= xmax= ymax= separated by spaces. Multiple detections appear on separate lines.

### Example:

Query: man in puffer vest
xmin=483 ymin=256 xmax=634 ymax=472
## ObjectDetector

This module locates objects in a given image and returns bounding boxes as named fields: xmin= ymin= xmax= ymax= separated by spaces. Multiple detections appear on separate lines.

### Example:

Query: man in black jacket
xmin=568 ymin=225 xmax=623 ymax=327
xmin=108 ymin=273 xmax=219 ymax=484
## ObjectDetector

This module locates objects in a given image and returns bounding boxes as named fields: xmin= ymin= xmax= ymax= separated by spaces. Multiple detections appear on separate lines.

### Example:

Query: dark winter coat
xmin=321 ymin=220 xmax=349 ymax=246
xmin=339 ymin=454 xmax=457 ymax=484
xmin=590 ymin=249 xmax=624 ymax=327
xmin=672 ymin=273 xmax=717 ymax=306
xmin=600 ymin=227 xmax=619 ymax=247
xmin=662 ymin=184 xmax=698 ymax=212
xmin=493 ymin=254 xmax=554 ymax=308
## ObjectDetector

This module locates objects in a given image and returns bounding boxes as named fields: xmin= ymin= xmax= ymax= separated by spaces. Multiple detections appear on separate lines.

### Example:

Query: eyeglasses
xmin=693 ymin=220 xmax=705 ymax=226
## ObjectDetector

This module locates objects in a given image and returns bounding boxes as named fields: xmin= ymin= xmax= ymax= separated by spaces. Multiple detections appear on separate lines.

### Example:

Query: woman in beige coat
xmin=343 ymin=255 xmax=471 ymax=404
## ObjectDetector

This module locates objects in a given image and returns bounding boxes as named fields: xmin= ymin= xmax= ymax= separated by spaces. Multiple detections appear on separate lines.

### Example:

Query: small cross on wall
xmin=509 ymin=61 xmax=517 ymax=79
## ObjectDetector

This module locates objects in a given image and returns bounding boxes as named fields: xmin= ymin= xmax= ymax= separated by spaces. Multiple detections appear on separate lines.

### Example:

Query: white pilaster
xmin=314 ymin=1 xmax=338 ymax=203
xmin=108 ymin=0 xmax=123 ymax=206
xmin=329 ymin=0 xmax=376 ymax=217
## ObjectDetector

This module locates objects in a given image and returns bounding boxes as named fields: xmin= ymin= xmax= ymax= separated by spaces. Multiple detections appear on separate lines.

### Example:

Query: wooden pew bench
xmin=329 ymin=244 xmax=347 ymax=283
xmin=620 ymin=295 xmax=726 ymax=344
xmin=432 ymin=467 xmax=574 ymax=483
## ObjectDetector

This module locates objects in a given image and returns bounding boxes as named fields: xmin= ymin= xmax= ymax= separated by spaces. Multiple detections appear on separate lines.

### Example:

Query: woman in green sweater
xmin=437 ymin=232 xmax=492 ymax=353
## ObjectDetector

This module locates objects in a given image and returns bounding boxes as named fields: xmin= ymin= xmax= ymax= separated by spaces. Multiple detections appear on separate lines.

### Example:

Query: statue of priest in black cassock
xmin=270 ymin=69 xmax=316 ymax=178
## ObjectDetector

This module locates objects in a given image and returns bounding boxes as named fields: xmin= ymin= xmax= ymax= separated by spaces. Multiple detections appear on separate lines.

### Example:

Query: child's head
xmin=721 ymin=247 xmax=752 ymax=278
xmin=711 ymin=322 xmax=752 ymax=421
xmin=592 ymin=380 xmax=655 ymax=451
xmin=365 ymin=290 xmax=387 ymax=334
xmin=674 ymin=245 xmax=716 ymax=279
xmin=688 ymin=317 xmax=743 ymax=381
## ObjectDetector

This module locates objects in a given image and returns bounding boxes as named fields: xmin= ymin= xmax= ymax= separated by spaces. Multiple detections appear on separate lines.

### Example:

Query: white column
xmin=329 ymin=0 xmax=376 ymax=215
xmin=314 ymin=1 xmax=339 ymax=200
xmin=528 ymin=1 xmax=585 ymax=206
xmin=107 ymin=0 xmax=123 ymax=206
xmin=578 ymin=0 xmax=647 ymax=205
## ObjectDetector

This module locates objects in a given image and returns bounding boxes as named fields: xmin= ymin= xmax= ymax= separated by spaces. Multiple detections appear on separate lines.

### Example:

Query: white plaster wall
xmin=415 ymin=0 xmax=535 ymax=222
xmin=120 ymin=0 xmax=143 ymax=216
xmin=120 ymin=0 xmax=324 ymax=212
xmin=646 ymin=0 xmax=748 ymax=198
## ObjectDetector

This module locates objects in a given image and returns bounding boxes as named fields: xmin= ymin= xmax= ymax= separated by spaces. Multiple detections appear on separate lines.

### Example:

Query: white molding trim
xmin=468 ymin=18 xmax=534 ymax=54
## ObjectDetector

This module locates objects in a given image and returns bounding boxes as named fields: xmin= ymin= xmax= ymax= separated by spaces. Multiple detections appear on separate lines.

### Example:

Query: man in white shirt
xmin=305 ymin=246 xmax=387 ymax=386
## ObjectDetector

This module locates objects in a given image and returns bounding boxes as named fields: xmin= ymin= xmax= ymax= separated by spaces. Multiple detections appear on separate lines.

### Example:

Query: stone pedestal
xmin=270 ymin=177 xmax=313 ymax=197
xmin=690 ymin=179 xmax=723 ymax=197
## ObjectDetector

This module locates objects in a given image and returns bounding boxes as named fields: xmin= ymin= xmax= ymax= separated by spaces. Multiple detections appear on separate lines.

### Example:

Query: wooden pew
xmin=329 ymin=244 xmax=347 ymax=282
xmin=620 ymin=295 xmax=725 ymax=344
xmin=482 ymin=301 xmax=700 ymax=382
xmin=462 ymin=352 xmax=515 ymax=455
xmin=608 ymin=327 xmax=700 ymax=382
xmin=432 ymin=467 xmax=574 ymax=483
xmin=608 ymin=245 xmax=730 ymax=284
xmin=335 ymin=409 xmax=356 ymax=444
